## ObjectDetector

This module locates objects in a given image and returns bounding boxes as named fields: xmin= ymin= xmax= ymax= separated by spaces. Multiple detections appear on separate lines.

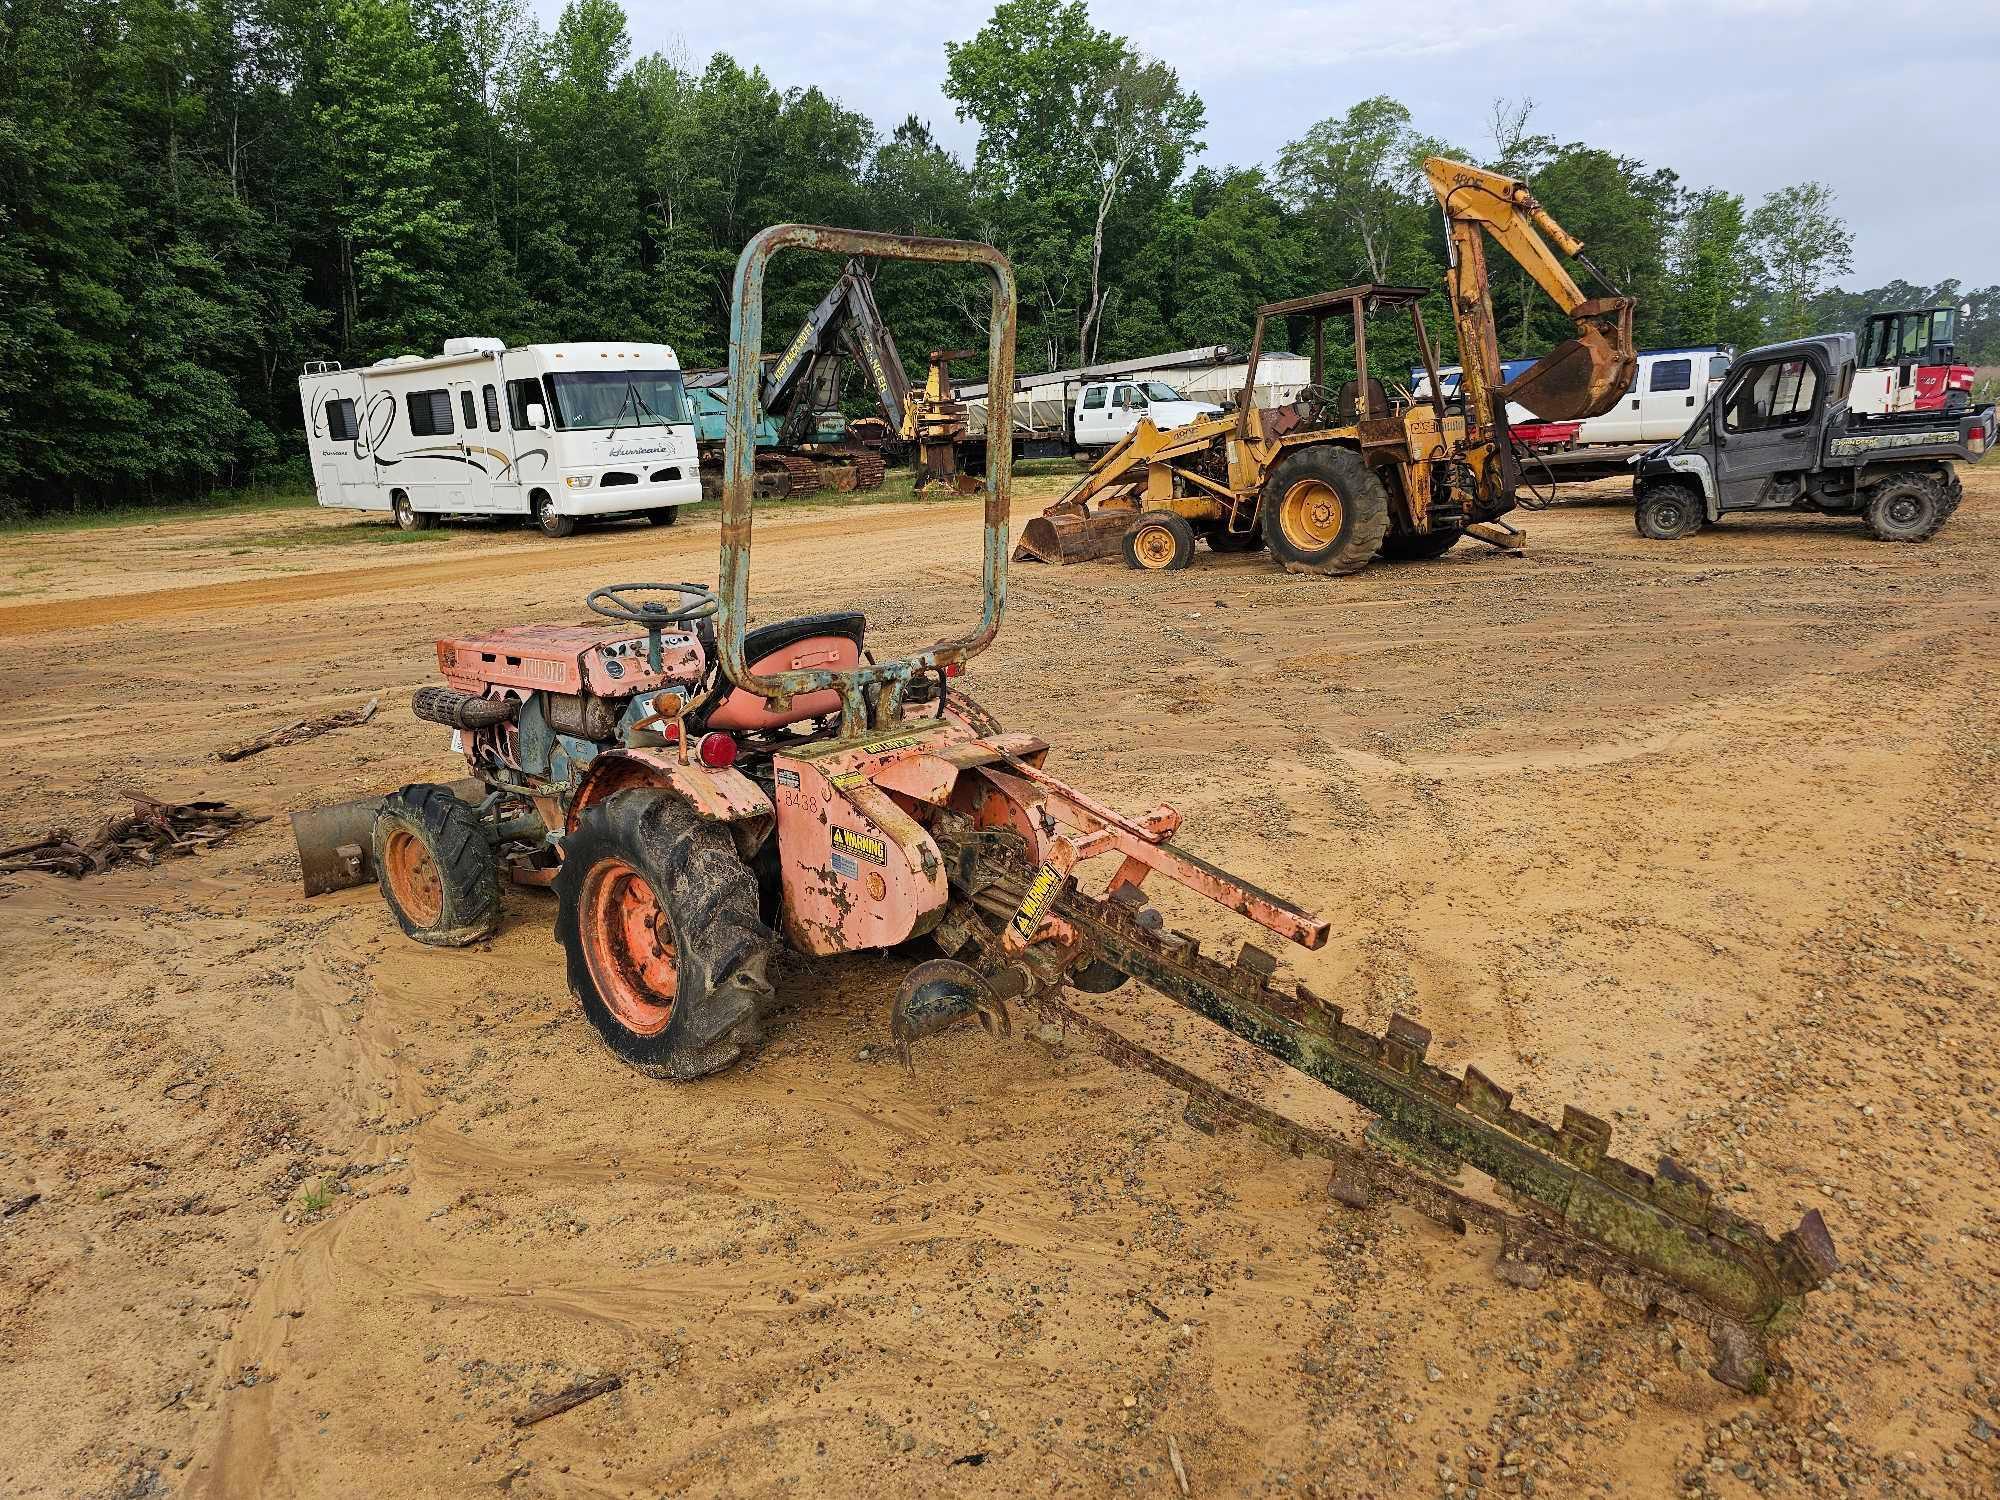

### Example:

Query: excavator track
xmin=941 ymin=840 xmax=1836 ymax=1391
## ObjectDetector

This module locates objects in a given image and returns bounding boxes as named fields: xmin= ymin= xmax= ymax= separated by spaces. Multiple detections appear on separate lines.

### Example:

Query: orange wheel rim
xmin=1279 ymin=478 xmax=1344 ymax=550
xmin=383 ymin=828 xmax=444 ymax=927
xmin=1131 ymin=523 xmax=1178 ymax=569
xmin=579 ymin=858 xmax=678 ymax=1035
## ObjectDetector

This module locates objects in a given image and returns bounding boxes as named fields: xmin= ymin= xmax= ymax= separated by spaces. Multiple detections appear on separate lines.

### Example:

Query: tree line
xmin=2 ymin=0 xmax=1993 ymax=516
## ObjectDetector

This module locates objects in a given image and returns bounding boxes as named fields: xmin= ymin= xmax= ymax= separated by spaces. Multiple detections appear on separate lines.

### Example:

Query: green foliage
xmin=0 ymin=2 xmax=1977 ymax=517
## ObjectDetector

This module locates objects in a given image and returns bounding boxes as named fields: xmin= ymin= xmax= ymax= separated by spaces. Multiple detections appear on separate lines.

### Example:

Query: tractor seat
xmin=689 ymin=612 xmax=867 ymax=733
xmin=1337 ymin=377 xmax=1391 ymax=423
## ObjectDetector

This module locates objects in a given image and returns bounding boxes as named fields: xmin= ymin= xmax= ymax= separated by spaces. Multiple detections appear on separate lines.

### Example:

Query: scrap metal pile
xmin=0 ymin=792 xmax=263 ymax=879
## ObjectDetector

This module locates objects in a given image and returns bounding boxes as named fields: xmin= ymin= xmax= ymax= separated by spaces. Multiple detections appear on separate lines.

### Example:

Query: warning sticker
xmin=830 ymin=851 xmax=859 ymax=879
xmin=1009 ymin=861 xmax=1064 ymax=940
xmin=859 ymin=729 xmax=932 ymax=757
xmin=831 ymin=827 xmax=886 ymax=866
xmin=775 ymin=767 xmax=800 ymax=789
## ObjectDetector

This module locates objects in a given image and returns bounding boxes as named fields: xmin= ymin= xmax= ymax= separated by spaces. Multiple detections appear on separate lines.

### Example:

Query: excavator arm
xmin=760 ymin=258 xmax=917 ymax=447
xmin=1423 ymin=157 xmax=1637 ymax=431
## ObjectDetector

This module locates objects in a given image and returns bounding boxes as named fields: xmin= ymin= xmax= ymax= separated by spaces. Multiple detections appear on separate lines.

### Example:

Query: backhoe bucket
xmin=1013 ymin=508 xmax=1131 ymax=565
xmin=1501 ymin=296 xmax=1638 ymax=422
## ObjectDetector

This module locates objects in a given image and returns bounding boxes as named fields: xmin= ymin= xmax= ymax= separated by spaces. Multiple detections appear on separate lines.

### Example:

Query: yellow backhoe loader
xmin=1015 ymin=157 xmax=1637 ymax=574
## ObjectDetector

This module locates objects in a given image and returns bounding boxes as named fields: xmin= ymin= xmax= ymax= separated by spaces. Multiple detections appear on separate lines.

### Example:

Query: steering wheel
xmin=586 ymin=583 xmax=720 ymax=673
xmin=585 ymin=582 xmax=720 ymax=626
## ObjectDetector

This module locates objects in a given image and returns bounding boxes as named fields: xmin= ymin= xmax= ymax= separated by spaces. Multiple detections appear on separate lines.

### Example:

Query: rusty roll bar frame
xmin=720 ymin=226 xmax=1018 ymax=738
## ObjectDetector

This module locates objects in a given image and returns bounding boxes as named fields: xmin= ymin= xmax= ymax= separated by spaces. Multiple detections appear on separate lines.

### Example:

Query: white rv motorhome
xmin=298 ymin=339 xmax=701 ymax=537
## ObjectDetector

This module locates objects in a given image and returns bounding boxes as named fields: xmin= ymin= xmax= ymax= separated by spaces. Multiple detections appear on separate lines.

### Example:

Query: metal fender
xmin=568 ymin=748 xmax=774 ymax=857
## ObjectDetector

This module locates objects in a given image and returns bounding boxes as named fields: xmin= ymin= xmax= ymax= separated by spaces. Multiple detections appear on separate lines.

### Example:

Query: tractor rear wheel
xmin=1863 ymin=471 xmax=1949 ymax=543
xmin=373 ymin=784 xmax=501 ymax=947
xmin=554 ymin=789 xmax=773 ymax=1081
xmin=1378 ymin=526 xmax=1462 ymax=562
xmin=1259 ymin=445 xmax=1389 ymax=575
xmin=1634 ymin=480 xmax=1702 ymax=540
xmin=1121 ymin=510 xmax=1196 ymax=571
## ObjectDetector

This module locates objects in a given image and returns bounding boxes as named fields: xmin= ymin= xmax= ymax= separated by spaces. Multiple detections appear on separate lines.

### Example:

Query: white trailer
xmin=958 ymin=345 xmax=1311 ymax=450
xmin=298 ymin=339 xmax=702 ymax=537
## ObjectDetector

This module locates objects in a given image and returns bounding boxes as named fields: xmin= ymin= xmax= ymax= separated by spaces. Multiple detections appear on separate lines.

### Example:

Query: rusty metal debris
xmin=217 ymin=696 xmax=378 ymax=762
xmin=0 ymin=792 xmax=264 ymax=879
xmin=511 ymin=1374 xmax=622 ymax=1428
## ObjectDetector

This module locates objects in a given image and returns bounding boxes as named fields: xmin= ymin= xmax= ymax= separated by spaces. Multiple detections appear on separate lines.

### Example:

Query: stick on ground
xmin=511 ymin=1375 xmax=622 ymax=1428
xmin=217 ymin=697 xmax=377 ymax=762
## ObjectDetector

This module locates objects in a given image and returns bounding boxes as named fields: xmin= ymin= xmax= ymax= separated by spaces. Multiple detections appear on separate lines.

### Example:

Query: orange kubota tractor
xmin=1016 ymin=156 xmax=1638 ymax=575
xmin=292 ymin=226 xmax=1830 ymax=1390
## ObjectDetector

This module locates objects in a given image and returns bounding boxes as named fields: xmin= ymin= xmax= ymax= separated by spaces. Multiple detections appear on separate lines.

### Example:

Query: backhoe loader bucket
xmin=1501 ymin=296 xmax=1639 ymax=422
xmin=1014 ymin=509 xmax=1129 ymax=565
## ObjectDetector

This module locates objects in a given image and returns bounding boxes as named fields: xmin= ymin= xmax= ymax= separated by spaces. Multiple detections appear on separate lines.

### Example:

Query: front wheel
xmin=1634 ymin=481 xmax=1702 ymax=541
xmin=554 ymin=790 xmax=774 ymax=1080
xmin=647 ymin=506 xmax=681 ymax=527
xmin=1259 ymin=445 xmax=1389 ymax=575
xmin=372 ymin=784 xmax=500 ymax=947
xmin=534 ymin=491 xmax=576 ymax=538
xmin=1121 ymin=510 xmax=1197 ymax=571
xmin=1863 ymin=472 xmax=1948 ymax=543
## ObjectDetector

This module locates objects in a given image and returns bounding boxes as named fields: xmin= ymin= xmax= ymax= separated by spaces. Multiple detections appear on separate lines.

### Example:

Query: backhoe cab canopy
xmin=1238 ymin=284 xmax=1447 ymax=430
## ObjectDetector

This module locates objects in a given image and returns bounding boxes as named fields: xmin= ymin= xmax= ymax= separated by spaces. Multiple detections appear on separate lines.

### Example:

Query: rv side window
xmin=325 ymin=398 xmax=356 ymax=442
xmin=459 ymin=390 xmax=477 ymax=428
xmin=1081 ymin=386 xmax=1106 ymax=410
xmin=482 ymin=385 xmax=501 ymax=432
xmin=506 ymin=377 xmax=546 ymax=429
xmin=1649 ymin=358 xmax=1692 ymax=393
xmin=407 ymin=389 xmax=453 ymax=437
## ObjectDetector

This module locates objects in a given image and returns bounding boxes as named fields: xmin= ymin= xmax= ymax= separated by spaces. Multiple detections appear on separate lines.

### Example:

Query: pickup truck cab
xmin=1072 ymin=379 xmax=1222 ymax=448
xmin=1631 ymin=332 xmax=1993 ymax=543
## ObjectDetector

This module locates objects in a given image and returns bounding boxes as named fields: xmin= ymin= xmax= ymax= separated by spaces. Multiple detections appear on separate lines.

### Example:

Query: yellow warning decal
xmin=829 ymin=769 xmax=868 ymax=790
xmin=831 ymin=826 xmax=887 ymax=865
xmin=859 ymin=729 xmax=933 ymax=757
xmin=1010 ymin=862 xmax=1063 ymax=940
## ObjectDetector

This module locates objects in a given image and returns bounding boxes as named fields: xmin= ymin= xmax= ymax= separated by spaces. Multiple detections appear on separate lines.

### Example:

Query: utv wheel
xmin=1863 ymin=472 xmax=1948 ymax=543
xmin=373 ymin=784 xmax=500 ymax=947
xmin=555 ymin=789 xmax=774 ymax=1081
xmin=1377 ymin=526 xmax=1463 ymax=562
xmin=647 ymin=506 xmax=680 ymax=527
xmin=1122 ymin=510 xmax=1196 ymax=571
xmin=1635 ymin=481 xmax=1702 ymax=541
xmin=391 ymin=491 xmax=434 ymax=532
xmin=1260 ymin=445 xmax=1389 ymax=575
xmin=534 ymin=491 xmax=576 ymax=538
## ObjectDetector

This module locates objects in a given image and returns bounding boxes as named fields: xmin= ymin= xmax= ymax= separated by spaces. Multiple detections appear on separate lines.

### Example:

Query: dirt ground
xmin=2 ymin=467 xmax=1997 ymax=1500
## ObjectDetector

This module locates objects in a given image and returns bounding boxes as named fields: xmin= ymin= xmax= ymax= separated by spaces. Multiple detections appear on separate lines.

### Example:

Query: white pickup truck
xmin=1072 ymin=378 xmax=1222 ymax=447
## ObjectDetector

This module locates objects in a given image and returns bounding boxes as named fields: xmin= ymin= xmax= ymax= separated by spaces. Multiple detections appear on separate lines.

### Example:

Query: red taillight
xmin=943 ymin=661 xmax=964 ymax=678
xmin=697 ymin=732 xmax=737 ymax=769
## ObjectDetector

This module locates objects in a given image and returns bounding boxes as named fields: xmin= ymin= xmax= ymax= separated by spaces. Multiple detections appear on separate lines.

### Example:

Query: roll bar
xmin=718 ymin=225 xmax=1017 ymax=738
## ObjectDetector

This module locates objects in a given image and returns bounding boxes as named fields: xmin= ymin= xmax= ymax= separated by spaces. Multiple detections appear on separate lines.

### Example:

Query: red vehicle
xmin=1852 ymin=305 xmax=1975 ymax=415
xmin=1508 ymin=418 xmax=1581 ymax=451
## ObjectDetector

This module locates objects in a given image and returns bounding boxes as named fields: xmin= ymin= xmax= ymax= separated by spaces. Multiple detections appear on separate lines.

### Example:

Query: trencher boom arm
xmin=717 ymin=227 xmax=1832 ymax=1393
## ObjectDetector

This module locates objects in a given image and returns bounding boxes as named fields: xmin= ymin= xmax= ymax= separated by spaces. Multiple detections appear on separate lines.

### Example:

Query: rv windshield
xmin=546 ymin=370 xmax=691 ymax=430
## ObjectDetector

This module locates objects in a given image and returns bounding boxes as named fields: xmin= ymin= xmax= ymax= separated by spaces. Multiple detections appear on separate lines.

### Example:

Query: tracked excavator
xmin=1016 ymin=156 xmax=1638 ymax=574
xmin=755 ymin=257 xmax=979 ymax=496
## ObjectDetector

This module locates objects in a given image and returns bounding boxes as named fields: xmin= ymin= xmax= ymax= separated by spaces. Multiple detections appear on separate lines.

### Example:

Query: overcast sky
xmin=567 ymin=0 xmax=1998 ymax=293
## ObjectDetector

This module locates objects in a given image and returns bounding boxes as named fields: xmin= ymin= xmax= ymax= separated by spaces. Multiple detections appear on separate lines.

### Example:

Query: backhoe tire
xmin=554 ymin=789 xmax=773 ymax=1081
xmin=1206 ymin=522 xmax=1265 ymax=553
xmin=1634 ymin=480 xmax=1703 ymax=541
xmin=1259 ymin=445 xmax=1389 ymax=575
xmin=1121 ymin=510 xmax=1197 ymax=571
xmin=373 ymin=784 xmax=501 ymax=947
xmin=534 ymin=491 xmax=576 ymax=538
xmin=1377 ymin=526 xmax=1463 ymax=562
xmin=1863 ymin=471 xmax=1949 ymax=543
